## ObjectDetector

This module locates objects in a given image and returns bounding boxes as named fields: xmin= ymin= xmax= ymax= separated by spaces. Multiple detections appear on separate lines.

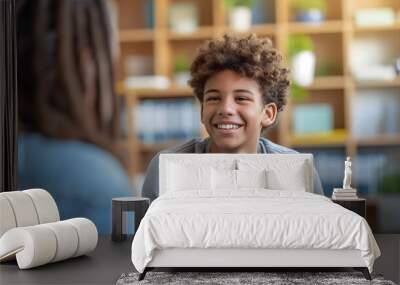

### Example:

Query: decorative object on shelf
xmin=169 ymin=2 xmax=198 ymax=33
xmin=288 ymin=35 xmax=316 ymax=87
xmin=124 ymin=75 xmax=170 ymax=90
xmin=224 ymin=0 xmax=254 ymax=31
xmin=290 ymin=0 xmax=326 ymax=23
xmin=292 ymin=104 xmax=333 ymax=134
xmin=332 ymin=157 xmax=359 ymax=200
xmin=173 ymin=55 xmax=191 ymax=87
xmin=352 ymin=64 xmax=396 ymax=82
xmin=343 ymin=156 xmax=352 ymax=189
xmin=0 ymin=189 xmax=98 ymax=269
xmin=124 ymin=55 xmax=153 ymax=76
xmin=354 ymin=8 xmax=396 ymax=27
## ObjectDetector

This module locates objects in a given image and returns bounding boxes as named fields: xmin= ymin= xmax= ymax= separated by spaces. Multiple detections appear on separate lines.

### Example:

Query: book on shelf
xmin=292 ymin=104 xmax=333 ymax=135
xmin=332 ymin=187 xmax=359 ymax=200
xmin=331 ymin=195 xmax=359 ymax=200
xmin=144 ymin=0 xmax=154 ymax=29
xmin=333 ymin=188 xmax=357 ymax=194
xmin=134 ymin=99 xmax=200 ymax=145
xmin=352 ymin=91 xmax=400 ymax=138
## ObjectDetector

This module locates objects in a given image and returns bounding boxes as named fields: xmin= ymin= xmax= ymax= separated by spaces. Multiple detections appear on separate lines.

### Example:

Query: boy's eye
xmin=205 ymin=96 xmax=219 ymax=101
xmin=236 ymin=96 xmax=250 ymax=101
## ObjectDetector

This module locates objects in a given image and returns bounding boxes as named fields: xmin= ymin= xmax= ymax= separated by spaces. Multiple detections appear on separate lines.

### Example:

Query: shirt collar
xmin=203 ymin=137 xmax=266 ymax=154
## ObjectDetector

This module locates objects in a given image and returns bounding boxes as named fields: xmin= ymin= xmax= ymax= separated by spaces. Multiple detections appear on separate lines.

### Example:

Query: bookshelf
xmin=114 ymin=0 xmax=400 ymax=187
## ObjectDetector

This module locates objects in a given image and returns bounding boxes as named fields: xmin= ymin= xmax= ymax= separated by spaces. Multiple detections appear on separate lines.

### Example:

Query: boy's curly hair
xmin=189 ymin=34 xmax=290 ymax=111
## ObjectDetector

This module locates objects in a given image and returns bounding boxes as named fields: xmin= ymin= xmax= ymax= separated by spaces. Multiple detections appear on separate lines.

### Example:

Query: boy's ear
xmin=261 ymin=103 xmax=277 ymax=128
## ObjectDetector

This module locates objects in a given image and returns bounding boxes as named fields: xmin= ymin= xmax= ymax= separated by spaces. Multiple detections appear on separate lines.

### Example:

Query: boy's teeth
xmin=217 ymin=124 xmax=239 ymax=129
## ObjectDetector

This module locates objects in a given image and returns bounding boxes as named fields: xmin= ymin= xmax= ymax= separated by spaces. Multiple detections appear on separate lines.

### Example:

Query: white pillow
xmin=266 ymin=164 xmax=308 ymax=191
xmin=166 ymin=162 xmax=212 ymax=192
xmin=237 ymin=169 xmax=268 ymax=189
xmin=212 ymin=168 xmax=237 ymax=190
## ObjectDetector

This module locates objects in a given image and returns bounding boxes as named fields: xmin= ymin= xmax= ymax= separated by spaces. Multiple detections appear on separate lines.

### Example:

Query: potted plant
xmin=173 ymin=55 xmax=191 ymax=87
xmin=291 ymin=0 xmax=327 ymax=23
xmin=224 ymin=0 xmax=254 ymax=31
xmin=288 ymin=35 xmax=316 ymax=87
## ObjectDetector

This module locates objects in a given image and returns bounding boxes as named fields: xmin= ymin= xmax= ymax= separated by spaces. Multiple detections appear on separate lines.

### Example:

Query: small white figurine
xmin=343 ymin=156 xmax=352 ymax=189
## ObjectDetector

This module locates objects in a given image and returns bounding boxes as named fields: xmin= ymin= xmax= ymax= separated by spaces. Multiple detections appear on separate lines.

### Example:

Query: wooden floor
xmin=373 ymin=234 xmax=400 ymax=284
xmin=0 ymin=235 xmax=398 ymax=284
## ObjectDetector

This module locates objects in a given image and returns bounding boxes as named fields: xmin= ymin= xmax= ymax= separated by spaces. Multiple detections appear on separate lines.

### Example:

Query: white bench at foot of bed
xmin=139 ymin=248 xmax=371 ymax=281
xmin=148 ymin=248 xmax=366 ymax=268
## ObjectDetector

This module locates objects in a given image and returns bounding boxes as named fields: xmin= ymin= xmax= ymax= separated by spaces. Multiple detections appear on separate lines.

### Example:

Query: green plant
xmin=287 ymin=35 xmax=314 ymax=59
xmin=173 ymin=55 xmax=190 ymax=73
xmin=378 ymin=174 xmax=400 ymax=194
xmin=290 ymin=83 xmax=309 ymax=102
xmin=315 ymin=62 xmax=338 ymax=76
xmin=291 ymin=0 xmax=327 ymax=13
xmin=223 ymin=0 xmax=254 ymax=9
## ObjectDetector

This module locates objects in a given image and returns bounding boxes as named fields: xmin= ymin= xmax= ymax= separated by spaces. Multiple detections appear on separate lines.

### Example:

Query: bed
xmin=131 ymin=154 xmax=380 ymax=281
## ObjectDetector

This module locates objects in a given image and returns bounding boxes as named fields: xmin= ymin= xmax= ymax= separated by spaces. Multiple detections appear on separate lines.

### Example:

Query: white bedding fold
xmin=131 ymin=190 xmax=380 ymax=273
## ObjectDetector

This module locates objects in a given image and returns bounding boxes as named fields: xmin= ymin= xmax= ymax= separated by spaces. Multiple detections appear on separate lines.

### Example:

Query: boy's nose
xmin=217 ymin=97 xmax=235 ymax=116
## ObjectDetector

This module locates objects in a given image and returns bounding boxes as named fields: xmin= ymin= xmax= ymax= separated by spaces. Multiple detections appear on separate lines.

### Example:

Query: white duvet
xmin=131 ymin=190 xmax=380 ymax=273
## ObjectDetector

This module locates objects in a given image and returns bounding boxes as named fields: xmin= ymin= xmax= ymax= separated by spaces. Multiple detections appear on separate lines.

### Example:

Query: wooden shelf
xmin=353 ymin=21 xmax=400 ymax=33
xmin=306 ymin=76 xmax=346 ymax=90
xmin=122 ymin=86 xmax=193 ymax=99
xmin=355 ymin=134 xmax=400 ymax=147
xmin=223 ymin=24 xmax=276 ymax=36
xmin=168 ymin=26 xmax=214 ymax=40
xmin=355 ymin=78 xmax=400 ymax=89
xmin=288 ymin=20 xmax=343 ymax=34
xmin=289 ymin=129 xmax=347 ymax=147
xmin=119 ymin=29 xmax=154 ymax=43
xmin=115 ymin=0 xmax=400 ymax=177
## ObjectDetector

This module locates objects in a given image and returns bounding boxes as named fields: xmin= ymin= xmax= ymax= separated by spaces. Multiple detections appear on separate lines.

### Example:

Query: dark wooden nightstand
xmin=332 ymin=198 xmax=366 ymax=219
xmin=112 ymin=197 xmax=150 ymax=242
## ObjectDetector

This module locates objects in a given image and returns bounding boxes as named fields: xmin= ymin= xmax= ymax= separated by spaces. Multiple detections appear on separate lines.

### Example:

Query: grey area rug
xmin=116 ymin=272 xmax=396 ymax=285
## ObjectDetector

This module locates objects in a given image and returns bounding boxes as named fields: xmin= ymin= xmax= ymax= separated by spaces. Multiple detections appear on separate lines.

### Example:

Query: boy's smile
xmin=201 ymin=69 xmax=277 ymax=153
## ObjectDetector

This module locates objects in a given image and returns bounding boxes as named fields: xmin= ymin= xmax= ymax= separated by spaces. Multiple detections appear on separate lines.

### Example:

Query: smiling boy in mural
xmin=142 ymin=34 xmax=324 ymax=201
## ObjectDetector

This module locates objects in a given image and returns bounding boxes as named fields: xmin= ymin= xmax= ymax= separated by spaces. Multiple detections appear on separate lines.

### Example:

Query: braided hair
xmin=17 ymin=0 xmax=122 ymax=160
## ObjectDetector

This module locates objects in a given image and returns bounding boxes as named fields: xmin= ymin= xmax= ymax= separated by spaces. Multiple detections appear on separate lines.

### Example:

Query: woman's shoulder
xmin=19 ymin=133 xmax=131 ymax=190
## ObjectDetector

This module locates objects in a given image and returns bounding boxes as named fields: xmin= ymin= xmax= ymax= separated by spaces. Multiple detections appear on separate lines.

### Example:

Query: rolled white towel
xmin=0 ymin=218 xmax=98 ymax=269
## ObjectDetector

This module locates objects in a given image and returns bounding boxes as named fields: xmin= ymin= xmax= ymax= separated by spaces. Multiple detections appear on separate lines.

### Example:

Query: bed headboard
xmin=159 ymin=153 xmax=314 ymax=195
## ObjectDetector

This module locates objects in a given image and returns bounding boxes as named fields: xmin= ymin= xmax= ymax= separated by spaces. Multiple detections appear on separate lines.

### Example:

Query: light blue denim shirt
xmin=18 ymin=133 xmax=133 ymax=234
xmin=142 ymin=137 xmax=324 ymax=201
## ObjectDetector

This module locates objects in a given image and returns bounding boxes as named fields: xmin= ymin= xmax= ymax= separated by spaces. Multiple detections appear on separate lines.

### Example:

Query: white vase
xmin=291 ymin=51 xmax=316 ymax=87
xmin=174 ymin=71 xmax=191 ymax=87
xmin=229 ymin=7 xmax=252 ymax=31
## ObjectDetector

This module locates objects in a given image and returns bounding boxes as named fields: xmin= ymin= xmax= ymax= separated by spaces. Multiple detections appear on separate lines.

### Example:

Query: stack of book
xmin=332 ymin=188 xmax=358 ymax=200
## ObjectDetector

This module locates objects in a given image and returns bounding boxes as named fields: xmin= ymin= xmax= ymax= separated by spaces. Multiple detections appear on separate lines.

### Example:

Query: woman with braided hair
xmin=17 ymin=0 xmax=132 ymax=234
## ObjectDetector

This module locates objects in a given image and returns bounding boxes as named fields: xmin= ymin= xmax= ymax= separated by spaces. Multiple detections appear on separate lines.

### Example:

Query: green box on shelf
xmin=292 ymin=104 xmax=333 ymax=134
